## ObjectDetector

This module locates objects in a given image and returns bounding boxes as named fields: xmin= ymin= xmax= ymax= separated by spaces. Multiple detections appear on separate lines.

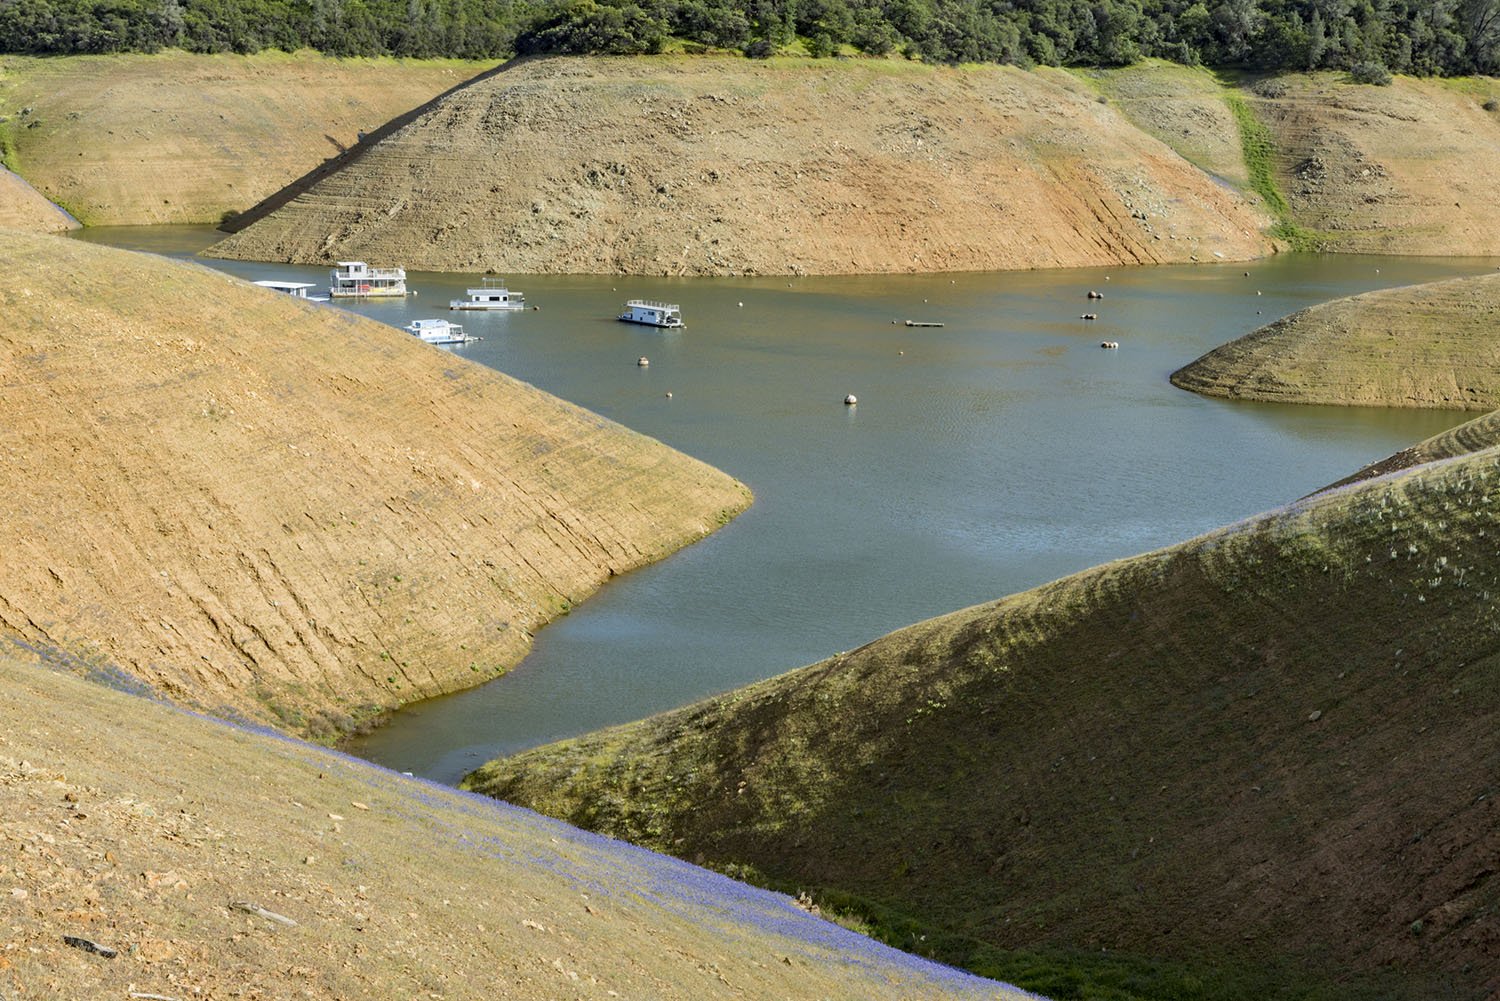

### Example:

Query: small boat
xmin=904 ymin=320 xmax=944 ymax=328
xmin=330 ymin=261 xmax=408 ymax=298
xmin=404 ymin=318 xmax=480 ymax=345
xmin=619 ymin=299 xmax=684 ymax=328
xmin=450 ymin=280 xmax=525 ymax=311
xmin=254 ymin=279 xmax=328 ymax=302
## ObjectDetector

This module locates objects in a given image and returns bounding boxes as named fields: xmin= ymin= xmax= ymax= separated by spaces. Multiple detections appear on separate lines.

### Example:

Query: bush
xmin=742 ymin=37 xmax=774 ymax=58
xmin=1484 ymin=98 xmax=1499 ymax=112
xmin=1251 ymin=77 xmax=1288 ymax=99
xmin=1349 ymin=60 xmax=1392 ymax=86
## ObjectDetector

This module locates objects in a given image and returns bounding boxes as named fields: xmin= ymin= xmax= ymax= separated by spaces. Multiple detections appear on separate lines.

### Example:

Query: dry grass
xmin=468 ymin=443 xmax=1500 ymax=1000
xmin=1171 ymin=272 xmax=1500 ymax=410
xmin=209 ymin=54 xmax=1271 ymax=276
xmin=0 ymin=231 xmax=749 ymax=735
xmin=0 ymin=654 xmax=1024 ymax=1000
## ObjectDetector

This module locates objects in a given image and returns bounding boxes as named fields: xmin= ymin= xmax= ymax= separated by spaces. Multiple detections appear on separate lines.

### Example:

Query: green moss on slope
xmin=467 ymin=445 xmax=1500 ymax=1000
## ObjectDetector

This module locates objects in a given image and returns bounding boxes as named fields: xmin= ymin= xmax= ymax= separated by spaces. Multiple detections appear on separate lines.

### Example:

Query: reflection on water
xmin=73 ymin=227 xmax=1499 ymax=781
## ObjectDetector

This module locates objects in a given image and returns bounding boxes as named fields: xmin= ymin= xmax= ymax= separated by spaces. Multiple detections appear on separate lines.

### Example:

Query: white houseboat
xmin=254 ymin=280 xmax=329 ymax=302
xmin=330 ymin=261 xmax=408 ymax=298
xmin=450 ymin=280 xmax=526 ymax=311
xmin=404 ymin=318 xmax=479 ymax=345
xmin=618 ymin=299 xmax=684 ymax=328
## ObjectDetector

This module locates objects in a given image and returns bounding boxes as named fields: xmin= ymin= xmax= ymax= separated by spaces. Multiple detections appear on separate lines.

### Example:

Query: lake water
xmin=75 ymin=227 xmax=1499 ymax=782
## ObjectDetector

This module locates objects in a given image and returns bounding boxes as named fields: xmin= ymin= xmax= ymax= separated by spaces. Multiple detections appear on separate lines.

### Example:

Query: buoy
xmin=532 ymin=305 xmax=539 ymax=311
xmin=898 ymin=350 xmax=905 ymax=356
xmin=1087 ymin=290 xmax=1103 ymax=299
xmin=665 ymin=391 xmax=673 ymax=398
xmin=637 ymin=357 xmax=649 ymax=367
xmin=1100 ymin=340 xmax=1119 ymax=349
xmin=738 ymin=301 xmax=743 ymax=307
xmin=1257 ymin=290 xmax=1262 ymax=295
xmin=844 ymin=394 xmax=858 ymax=405
xmin=1081 ymin=313 xmax=1098 ymax=320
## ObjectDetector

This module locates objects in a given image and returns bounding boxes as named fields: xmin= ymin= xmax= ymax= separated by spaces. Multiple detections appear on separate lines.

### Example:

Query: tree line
xmin=2 ymin=0 xmax=1497 ymax=76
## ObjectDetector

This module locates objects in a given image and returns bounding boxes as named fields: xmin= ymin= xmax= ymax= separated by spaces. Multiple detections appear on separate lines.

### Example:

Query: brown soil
xmin=0 ymin=655 xmax=1020 ymax=1001
xmin=1170 ymin=272 xmax=1500 ymax=409
xmin=0 ymin=165 xmax=77 ymax=232
xmin=0 ymin=51 xmax=495 ymax=226
xmin=1250 ymin=74 xmax=1500 ymax=254
xmin=468 ymin=443 xmax=1500 ymax=999
xmin=0 ymin=231 xmax=749 ymax=735
xmin=209 ymin=55 xmax=1273 ymax=276
xmin=1084 ymin=60 xmax=1252 ymax=190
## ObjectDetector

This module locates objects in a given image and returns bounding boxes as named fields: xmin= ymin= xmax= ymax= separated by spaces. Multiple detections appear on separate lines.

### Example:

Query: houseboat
xmin=618 ymin=299 xmax=684 ymax=328
xmin=330 ymin=261 xmax=408 ymax=298
xmin=450 ymin=280 xmax=526 ymax=311
xmin=254 ymin=280 xmax=329 ymax=302
xmin=404 ymin=318 xmax=479 ymax=345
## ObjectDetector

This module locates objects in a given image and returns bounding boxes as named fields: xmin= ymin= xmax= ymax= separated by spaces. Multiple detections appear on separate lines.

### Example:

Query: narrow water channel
xmin=74 ymin=228 xmax=1499 ymax=783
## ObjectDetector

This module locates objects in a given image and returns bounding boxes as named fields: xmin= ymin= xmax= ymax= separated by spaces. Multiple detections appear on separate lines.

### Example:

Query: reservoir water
xmin=76 ymin=228 xmax=1498 ymax=782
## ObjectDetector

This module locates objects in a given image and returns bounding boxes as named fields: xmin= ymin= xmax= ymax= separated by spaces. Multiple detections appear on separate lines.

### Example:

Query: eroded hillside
xmin=0 ymin=656 xmax=1023 ymax=1001
xmin=0 ymin=165 xmax=76 ymax=232
xmin=468 ymin=444 xmax=1500 ymax=999
xmin=0 ymin=231 xmax=749 ymax=733
xmin=209 ymin=55 xmax=1273 ymax=275
xmin=1171 ymin=272 xmax=1500 ymax=409
xmin=0 ymin=52 xmax=493 ymax=225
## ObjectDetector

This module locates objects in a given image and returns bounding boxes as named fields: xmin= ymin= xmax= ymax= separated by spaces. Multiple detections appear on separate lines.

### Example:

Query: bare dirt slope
xmin=0 ymin=165 xmax=76 ymax=233
xmin=0 ymin=51 xmax=493 ymax=226
xmin=0 ymin=656 xmax=1024 ymax=1001
xmin=1082 ymin=60 xmax=1251 ymax=190
xmin=209 ymin=55 xmax=1272 ymax=276
xmin=0 ymin=231 xmax=749 ymax=735
xmin=1171 ymin=272 xmax=1500 ymax=409
xmin=468 ymin=444 xmax=1500 ymax=999
xmin=1249 ymin=74 xmax=1500 ymax=254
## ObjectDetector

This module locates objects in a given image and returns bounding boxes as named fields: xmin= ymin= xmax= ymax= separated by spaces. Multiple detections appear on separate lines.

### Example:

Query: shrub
xmin=1349 ymin=61 xmax=1392 ymax=86
xmin=742 ymin=37 xmax=774 ymax=58
xmin=1484 ymin=98 xmax=1499 ymax=112
xmin=1252 ymin=77 xmax=1288 ymax=99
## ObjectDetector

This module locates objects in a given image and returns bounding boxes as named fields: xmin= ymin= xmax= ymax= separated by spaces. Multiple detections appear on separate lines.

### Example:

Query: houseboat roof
xmin=254 ymin=280 xmax=317 ymax=292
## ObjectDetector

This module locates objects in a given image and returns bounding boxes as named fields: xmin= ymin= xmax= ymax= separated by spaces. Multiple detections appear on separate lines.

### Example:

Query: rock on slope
xmin=210 ymin=55 xmax=1272 ymax=276
xmin=468 ymin=444 xmax=1500 ymax=999
xmin=1250 ymin=74 xmax=1500 ymax=255
xmin=1170 ymin=272 xmax=1500 ymax=409
xmin=0 ymin=231 xmax=749 ymax=734
xmin=0 ymin=165 xmax=77 ymax=233
xmin=0 ymin=656 xmax=1025 ymax=1001
xmin=0 ymin=52 xmax=492 ymax=226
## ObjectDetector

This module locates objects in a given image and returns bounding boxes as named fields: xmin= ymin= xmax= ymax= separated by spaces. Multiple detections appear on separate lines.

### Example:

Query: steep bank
xmin=467 ymin=445 xmax=1500 ymax=999
xmin=1248 ymin=74 xmax=1500 ymax=254
xmin=0 ymin=656 xmax=1023 ymax=1001
xmin=0 ymin=231 xmax=749 ymax=734
xmin=0 ymin=51 xmax=493 ymax=225
xmin=1170 ymin=272 xmax=1500 ymax=409
xmin=0 ymin=164 xmax=76 ymax=232
xmin=1315 ymin=409 xmax=1500 ymax=495
xmin=209 ymin=55 xmax=1273 ymax=276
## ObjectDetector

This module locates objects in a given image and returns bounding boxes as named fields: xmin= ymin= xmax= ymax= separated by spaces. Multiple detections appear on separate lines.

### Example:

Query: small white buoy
xmin=844 ymin=394 xmax=858 ymax=405
xmin=532 ymin=305 xmax=539 ymax=311
xmin=637 ymin=356 xmax=649 ymax=367
xmin=665 ymin=391 xmax=673 ymax=398
xmin=738 ymin=301 xmax=743 ymax=307
xmin=1257 ymin=290 xmax=1262 ymax=295
xmin=898 ymin=350 xmax=905 ymax=356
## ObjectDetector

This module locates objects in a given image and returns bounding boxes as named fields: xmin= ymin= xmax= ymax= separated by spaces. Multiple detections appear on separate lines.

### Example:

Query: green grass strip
xmin=1224 ymin=92 xmax=1316 ymax=250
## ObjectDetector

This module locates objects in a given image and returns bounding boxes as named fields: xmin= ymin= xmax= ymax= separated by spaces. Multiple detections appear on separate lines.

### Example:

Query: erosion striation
xmin=467 ymin=444 xmax=1500 ymax=999
xmin=209 ymin=55 xmax=1272 ymax=276
xmin=1171 ymin=272 xmax=1500 ymax=409
xmin=0 ymin=656 xmax=1025 ymax=1000
xmin=0 ymin=231 xmax=749 ymax=734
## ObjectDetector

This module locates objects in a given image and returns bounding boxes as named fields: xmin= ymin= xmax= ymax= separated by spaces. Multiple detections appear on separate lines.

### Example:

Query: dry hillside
xmin=0 ymin=231 xmax=749 ymax=734
xmin=1249 ymin=73 xmax=1500 ymax=254
xmin=1171 ymin=271 xmax=1500 ymax=409
xmin=1317 ymin=409 xmax=1500 ymax=495
xmin=0 ymin=655 xmax=1024 ymax=1001
xmin=0 ymin=51 xmax=494 ymax=226
xmin=468 ymin=444 xmax=1500 ymax=1000
xmin=0 ymin=164 xmax=76 ymax=233
xmin=209 ymin=55 xmax=1273 ymax=276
